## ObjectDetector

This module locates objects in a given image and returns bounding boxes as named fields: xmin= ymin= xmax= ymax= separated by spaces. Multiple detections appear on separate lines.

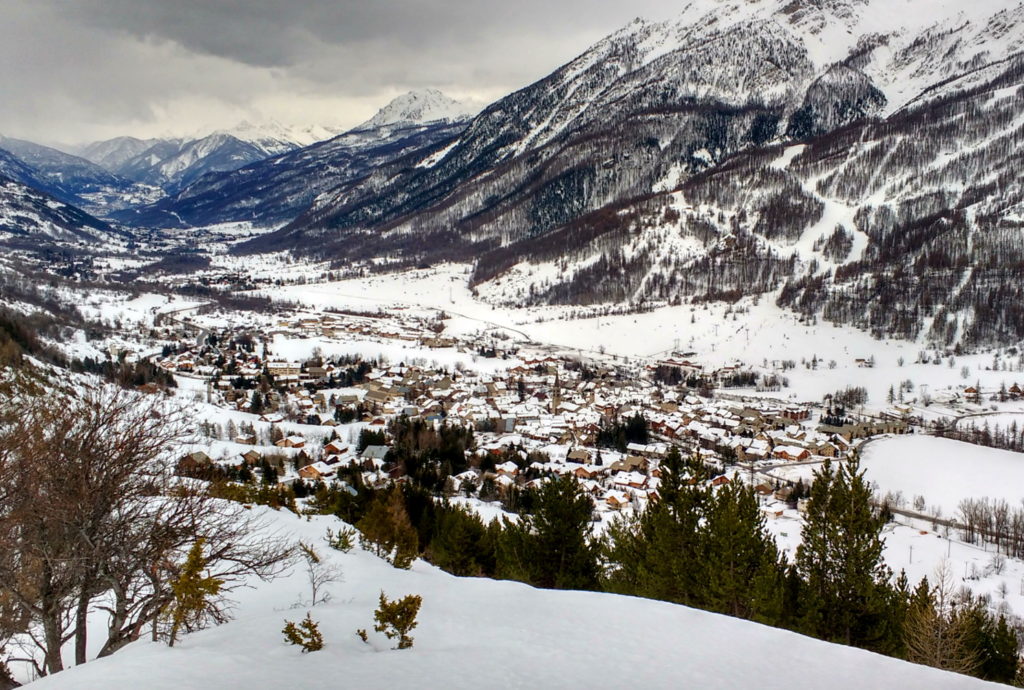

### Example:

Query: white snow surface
xmin=28 ymin=509 xmax=1000 ymax=690
xmin=861 ymin=435 xmax=1024 ymax=517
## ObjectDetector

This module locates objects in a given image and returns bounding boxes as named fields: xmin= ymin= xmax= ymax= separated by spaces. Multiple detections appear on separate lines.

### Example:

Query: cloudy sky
xmin=0 ymin=0 xmax=683 ymax=146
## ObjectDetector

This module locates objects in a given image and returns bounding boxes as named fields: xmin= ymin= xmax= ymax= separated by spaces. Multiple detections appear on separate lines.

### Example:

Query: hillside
xmin=0 ymin=174 xmax=128 ymax=247
xmin=23 ymin=509 xmax=1002 ymax=690
xmin=238 ymin=0 xmax=1024 ymax=349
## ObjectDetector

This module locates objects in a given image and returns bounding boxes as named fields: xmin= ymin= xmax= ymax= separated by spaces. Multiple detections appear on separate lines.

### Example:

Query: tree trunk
xmin=41 ymin=613 xmax=64 ymax=675
xmin=74 ymin=590 xmax=90 ymax=665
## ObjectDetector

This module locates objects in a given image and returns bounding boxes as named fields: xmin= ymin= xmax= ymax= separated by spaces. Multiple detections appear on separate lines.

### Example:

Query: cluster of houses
xmin=167 ymin=318 xmax=914 ymax=517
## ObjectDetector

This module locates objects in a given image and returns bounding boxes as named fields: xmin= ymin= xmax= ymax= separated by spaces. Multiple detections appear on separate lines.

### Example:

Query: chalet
xmin=298 ymin=462 xmax=334 ymax=481
xmin=276 ymin=435 xmax=306 ymax=449
xmin=710 ymin=475 xmax=731 ymax=487
xmin=773 ymin=445 xmax=811 ymax=462
xmin=605 ymin=491 xmax=631 ymax=511
xmin=240 ymin=449 xmax=262 ymax=466
xmin=177 ymin=451 xmax=211 ymax=475
xmin=322 ymin=440 xmax=346 ymax=456
xmin=613 ymin=471 xmax=648 ymax=490
xmin=234 ymin=434 xmax=257 ymax=445
xmin=185 ymin=450 xmax=211 ymax=465
xmin=566 ymin=449 xmax=591 ymax=464
xmin=495 ymin=461 xmax=519 ymax=478
xmin=361 ymin=445 xmax=390 ymax=463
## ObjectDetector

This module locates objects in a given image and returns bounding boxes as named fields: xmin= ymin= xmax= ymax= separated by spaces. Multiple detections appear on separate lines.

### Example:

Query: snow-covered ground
xmin=861 ymin=435 xmax=1024 ymax=518
xmin=27 ymin=509 xmax=1002 ymax=690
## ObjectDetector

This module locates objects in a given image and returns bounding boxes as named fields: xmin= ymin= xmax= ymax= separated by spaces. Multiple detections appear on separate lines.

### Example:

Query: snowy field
xmin=861 ymin=435 xmax=1024 ymax=517
xmin=28 ymin=509 xmax=1002 ymax=690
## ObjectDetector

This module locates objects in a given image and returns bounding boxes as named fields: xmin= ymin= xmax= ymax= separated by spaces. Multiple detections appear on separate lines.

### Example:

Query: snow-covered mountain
xmin=357 ymin=89 xmax=480 ymax=129
xmin=112 ymin=120 xmax=467 ymax=229
xmin=21 ymin=509 xmax=999 ymax=690
xmin=76 ymin=136 xmax=166 ymax=172
xmin=0 ymin=135 xmax=155 ymax=214
xmin=112 ymin=94 xmax=476 ymax=229
xmin=0 ymin=174 xmax=126 ymax=246
xmin=217 ymin=120 xmax=349 ymax=152
xmin=244 ymin=0 xmax=1024 ymax=349
xmin=105 ymin=133 xmax=287 ymax=194
xmin=81 ymin=122 xmax=346 ymax=194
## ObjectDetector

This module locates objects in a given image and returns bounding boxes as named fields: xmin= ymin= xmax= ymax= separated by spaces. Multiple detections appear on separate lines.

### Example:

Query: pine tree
xmin=497 ymin=474 xmax=598 ymax=590
xmin=604 ymin=448 xmax=709 ymax=606
xmin=702 ymin=481 xmax=785 ymax=621
xmin=373 ymin=592 xmax=422 ymax=650
xmin=357 ymin=486 xmax=419 ymax=568
xmin=796 ymin=457 xmax=899 ymax=652
xmin=282 ymin=612 xmax=324 ymax=652
xmin=426 ymin=503 xmax=493 ymax=577
xmin=166 ymin=538 xmax=224 ymax=647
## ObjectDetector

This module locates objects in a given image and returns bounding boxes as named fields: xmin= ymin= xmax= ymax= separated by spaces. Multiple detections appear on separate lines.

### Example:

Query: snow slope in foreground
xmin=27 ymin=510 xmax=1000 ymax=690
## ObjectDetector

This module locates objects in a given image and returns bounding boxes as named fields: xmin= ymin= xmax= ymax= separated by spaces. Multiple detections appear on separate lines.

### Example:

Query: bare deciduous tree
xmin=0 ymin=388 xmax=292 ymax=678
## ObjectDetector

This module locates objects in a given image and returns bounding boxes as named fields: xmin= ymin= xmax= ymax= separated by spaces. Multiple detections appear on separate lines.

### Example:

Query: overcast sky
xmin=0 ymin=0 xmax=683 ymax=146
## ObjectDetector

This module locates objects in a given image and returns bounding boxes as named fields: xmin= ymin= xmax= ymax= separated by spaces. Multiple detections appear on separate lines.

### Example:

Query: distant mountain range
xmin=0 ymin=90 xmax=478 ymax=241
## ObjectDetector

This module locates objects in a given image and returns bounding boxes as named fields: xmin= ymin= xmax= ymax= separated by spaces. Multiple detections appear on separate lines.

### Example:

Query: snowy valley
xmin=3 ymin=0 xmax=1024 ymax=687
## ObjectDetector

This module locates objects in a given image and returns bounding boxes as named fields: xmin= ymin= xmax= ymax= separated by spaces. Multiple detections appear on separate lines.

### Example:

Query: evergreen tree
xmin=702 ymin=481 xmax=785 ymax=621
xmin=796 ymin=457 xmax=900 ymax=653
xmin=426 ymin=503 xmax=495 ymax=577
xmin=373 ymin=592 xmax=422 ymax=650
xmin=166 ymin=538 xmax=224 ymax=647
xmin=604 ymin=447 xmax=709 ymax=606
xmin=960 ymin=603 xmax=1020 ymax=683
xmin=497 ymin=475 xmax=598 ymax=590
xmin=356 ymin=486 xmax=419 ymax=569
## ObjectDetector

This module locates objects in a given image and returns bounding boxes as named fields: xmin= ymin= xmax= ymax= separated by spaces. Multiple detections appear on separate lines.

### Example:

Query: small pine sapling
xmin=166 ymin=538 xmax=224 ymax=647
xmin=282 ymin=612 xmax=324 ymax=653
xmin=325 ymin=526 xmax=357 ymax=553
xmin=373 ymin=591 xmax=422 ymax=650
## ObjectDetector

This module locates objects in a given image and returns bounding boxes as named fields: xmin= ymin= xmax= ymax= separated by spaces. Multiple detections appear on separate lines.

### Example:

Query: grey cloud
xmin=0 ymin=0 xmax=683 ymax=144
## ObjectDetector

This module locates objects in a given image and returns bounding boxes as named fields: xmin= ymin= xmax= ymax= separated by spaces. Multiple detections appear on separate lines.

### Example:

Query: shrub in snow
xmin=282 ymin=612 xmax=324 ymax=653
xmin=373 ymin=591 xmax=422 ymax=650
xmin=325 ymin=526 xmax=357 ymax=553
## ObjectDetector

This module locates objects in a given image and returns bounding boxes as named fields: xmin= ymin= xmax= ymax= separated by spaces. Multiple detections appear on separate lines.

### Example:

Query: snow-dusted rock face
xmin=247 ymin=0 xmax=1024 ymax=349
xmin=357 ymin=89 xmax=479 ymax=129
